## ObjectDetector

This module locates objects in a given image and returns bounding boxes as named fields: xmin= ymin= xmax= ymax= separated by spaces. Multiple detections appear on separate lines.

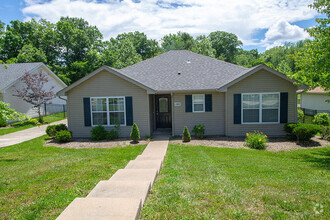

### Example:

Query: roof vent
xmin=178 ymin=72 xmax=181 ymax=75
xmin=187 ymin=60 xmax=191 ymax=64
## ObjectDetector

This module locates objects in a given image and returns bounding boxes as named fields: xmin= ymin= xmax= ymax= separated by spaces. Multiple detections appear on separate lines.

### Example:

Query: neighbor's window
xmin=192 ymin=94 xmax=205 ymax=112
xmin=91 ymin=97 xmax=126 ymax=126
xmin=242 ymin=93 xmax=279 ymax=123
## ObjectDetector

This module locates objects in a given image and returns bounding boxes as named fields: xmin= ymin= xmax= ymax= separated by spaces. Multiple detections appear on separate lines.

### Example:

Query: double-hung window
xmin=91 ymin=97 xmax=126 ymax=126
xmin=192 ymin=94 xmax=205 ymax=112
xmin=242 ymin=93 xmax=279 ymax=123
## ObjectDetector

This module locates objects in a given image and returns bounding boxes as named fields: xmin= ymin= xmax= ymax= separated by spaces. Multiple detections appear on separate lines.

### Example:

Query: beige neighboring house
xmin=0 ymin=63 xmax=67 ymax=118
xmin=57 ymin=50 xmax=306 ymax=138
xmin=300 ymin=87 xmax=330 ymax=114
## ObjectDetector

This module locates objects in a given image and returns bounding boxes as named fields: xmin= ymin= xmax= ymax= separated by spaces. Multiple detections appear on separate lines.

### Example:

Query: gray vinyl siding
xmin=67 ymin=70 xmax=150 ymax=138
xmin=226 ymin=69 xmax=297 ymax=136
xmin=172 ymin=92 xmax=225 ymax=136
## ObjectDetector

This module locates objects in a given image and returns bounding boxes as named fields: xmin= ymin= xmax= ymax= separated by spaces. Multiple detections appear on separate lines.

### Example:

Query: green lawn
xmin=141 ymin=144 xmax=330 ymax=219
xmin=0 ymin=136 xmax=146 ymax=219
xmin=0 ymin=112 xmax=66 ymax=136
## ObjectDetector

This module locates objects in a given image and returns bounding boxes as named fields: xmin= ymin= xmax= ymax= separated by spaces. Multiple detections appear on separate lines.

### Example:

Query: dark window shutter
xmin=280 ymin=92 xmax=288 ymax=123
xmin=234 ymin=94 xmax=241 ymax=124
xmin=125 ymin=96 xmax=133 ymax=126
xmin=83 ymin=97 xmax=91 ymax=126
xmin=185 ymin=95 xmax=192 ymax=112
xmin=205 ymin=94 xmax=212 ymax=112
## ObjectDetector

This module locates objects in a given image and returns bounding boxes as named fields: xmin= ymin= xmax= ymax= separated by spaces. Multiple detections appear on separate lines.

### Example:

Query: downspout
xmin=171 ymin=92 xmax=174 ymax=137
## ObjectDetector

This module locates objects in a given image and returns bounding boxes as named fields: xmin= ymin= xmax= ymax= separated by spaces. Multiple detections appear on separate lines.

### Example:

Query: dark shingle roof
xmin=0 ymin=63 xmax=42 ymax=90
xmin=119 ymin=50 xmax=251 ymax=91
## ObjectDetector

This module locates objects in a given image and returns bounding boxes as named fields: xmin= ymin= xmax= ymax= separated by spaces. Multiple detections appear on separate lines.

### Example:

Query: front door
xmin=155 ymin=95 xmax=171 ymax=128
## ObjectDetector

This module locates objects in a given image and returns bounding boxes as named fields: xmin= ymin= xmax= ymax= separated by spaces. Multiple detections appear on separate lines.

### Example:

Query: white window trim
xmin=192 ymin=94 xmax=205 ymax=113
xmin=90 ymin=96 xmax=126 ymax=127
xmin=241 ymin=92 xmax=280 ymax=124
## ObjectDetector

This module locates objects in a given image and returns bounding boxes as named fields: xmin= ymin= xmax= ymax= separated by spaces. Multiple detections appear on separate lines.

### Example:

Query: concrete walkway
xmin=57 ymin=137 xmax=169 ymax=220
xmin=0 ymin=119 xmax=67 ymax=148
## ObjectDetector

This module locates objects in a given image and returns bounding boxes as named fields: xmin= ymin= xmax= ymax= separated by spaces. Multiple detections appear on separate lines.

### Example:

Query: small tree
xmin=130 ymin=123 xmax=140 ymax=142
xmin=14 ymin=71 xmax=55 ymax=123
xmin=182 ymin=126 xmax=191 ymax=142
xmin=0 ymin=101 xmax=27 ymax=127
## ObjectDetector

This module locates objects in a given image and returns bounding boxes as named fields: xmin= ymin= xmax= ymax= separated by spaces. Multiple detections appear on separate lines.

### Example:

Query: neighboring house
xmin=300 ymin=87 xmax=330 ymax=115
xmin=0 ymin=63 xmax=67 ymax=118
xmin=57 ymin=50 xmax=305 ymax=137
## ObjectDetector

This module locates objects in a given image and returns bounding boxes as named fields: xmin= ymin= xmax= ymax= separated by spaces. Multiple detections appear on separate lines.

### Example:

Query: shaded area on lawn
xmin=0 ymin=136 xmax=146 ymax=219
xmin=141 ymin=144 xmax=330 ymax=219
xmin=0 ymin=112 xmax=67 ymax=136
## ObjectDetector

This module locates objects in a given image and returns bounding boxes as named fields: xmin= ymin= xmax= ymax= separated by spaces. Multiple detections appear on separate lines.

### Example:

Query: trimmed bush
xmin=130 ymin=123 xmax=140 ymax=142
xmin=244 ymin=131 xmax=268 ymax=150
xmin=91 ymin=125 xmax=108 ymax=141
xmin=298 ymin=109 xmax=304 ymax=123
xmin=55 ymin=130 xmax=72 ymax=143
xmin=182 ymin=126 xmax=191 ymax=142
xmin=106 ymin=129 xmax=119 ymax=140
xmin=320 ymin=126 xmax=330 ymax=141
xmin=313 ymin=113 xmax=330 ymax=126
xmin=284 ymin=123 xmax=299 ymax=140
xmin=293 ymin=124 xmax=321 ymax=142
xmin=192 ymin=124 xmax=205 ymax=139
xmin=46 ymin=124 xmax=68 ymax=138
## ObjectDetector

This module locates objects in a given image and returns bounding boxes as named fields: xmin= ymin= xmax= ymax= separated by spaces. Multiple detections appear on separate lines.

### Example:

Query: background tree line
xmin=0 ymin=0 xmax=328 ymax=91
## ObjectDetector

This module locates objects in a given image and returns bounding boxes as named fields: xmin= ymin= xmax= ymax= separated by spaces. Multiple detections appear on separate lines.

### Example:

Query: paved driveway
xmin=0 ymin=119 xmax=67 ymax=148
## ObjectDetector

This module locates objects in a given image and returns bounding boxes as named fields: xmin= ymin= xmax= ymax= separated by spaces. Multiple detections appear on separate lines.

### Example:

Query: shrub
xmin=55 ymin=130 xmax=72 ymax=143
xmin=182 ymin=126 xmax=191 ymax=142
xmin=320 ymin=126 xmax=330 ymax=141
xmin=244 ymin=131 xmax=268 ymax=150
xmin=284 ymin=123 xmax=299 ymax=140
xmin=298 ymin=109 xmax=304 ymax=123
xmin=106 ymin=129 xmax=119 ymax=140
xmin=313 ymin=113 xmax=330 ymax=126
xmin=130 ymin=123 xmax=140 ymax=142
xmin=0 ymin=118 xmax=7 ymax=127
xmin=46 ymin=124 xmax=68 ymax=138
xmin=293 ymin=124 xmax=321 ymax=142
xmin=192 ymin=124 xmax=205 ymax=139
xmin=91 ymin=125 xmax=108 ymax=141
xmin=29 ymin=118 xmax=40 ymax=125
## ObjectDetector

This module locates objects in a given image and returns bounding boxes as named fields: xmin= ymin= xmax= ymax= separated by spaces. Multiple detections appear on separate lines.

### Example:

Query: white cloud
xmin=21 ymin=0 xmax=316 ymax=48
xmin=262 ymin=19 xmax=310 ymax=49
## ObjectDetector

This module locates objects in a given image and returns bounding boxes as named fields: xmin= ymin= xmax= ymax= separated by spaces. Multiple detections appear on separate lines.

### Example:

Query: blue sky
xmin=0 ymin=0 xmax=320 ymax=52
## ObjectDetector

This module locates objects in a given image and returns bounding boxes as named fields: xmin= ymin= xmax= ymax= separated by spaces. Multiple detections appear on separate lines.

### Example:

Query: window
xmin=159 ymin=97 xmax=168 ymax=113
xmin=192 ymin=94 xmax=205 ymax=112
xmin=242 ymin=93 xmax=279 ymax=123
xmin=91 ymin=97 xmax=126 ymax=126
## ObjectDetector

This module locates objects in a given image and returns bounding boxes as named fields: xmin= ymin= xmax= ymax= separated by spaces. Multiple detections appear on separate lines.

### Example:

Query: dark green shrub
xmin=55 ymin=130 xmax=72 ymax=143
xmin=182 ymin=126 xmax=191 ymax=142
xmin=106 ymin=129 xmax=119 ymax=140
xmin=244 ymin=131 xmax=268 ymax=150
xmin=0 ymin=117 xmax=7 ymax=127
xmin=192 ymin=124 xmax=205 ymax=139
xmin=284 ymin=123 xmax=299 ymax=140
xmin=313 ymin=113 xmax=330 ymax=126
xmin=46 ymin=124 xmax=68 ymax=138
xmin=91 ymin=125 xmax=108 ymax=141
xmin=320 ymin=126 xmax=330 ymax=140
xmin=130 ymin=123 xmax=140 ymax=142
xmin=46 ymin=125 xmax=57 ymax=137
xmin=298 ymin=109 xmax=304 ymax=123
xmin=293 ymin=124 xmax=321 ymax=142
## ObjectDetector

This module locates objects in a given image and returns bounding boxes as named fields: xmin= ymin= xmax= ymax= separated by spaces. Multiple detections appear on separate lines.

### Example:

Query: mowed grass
xmin=0 ymin=136 xmax=146 ymax=219
xmin=141 ymin=144 xmax=330 ymax=219
xmin=0 ymin=112 xmax=67 ymax=136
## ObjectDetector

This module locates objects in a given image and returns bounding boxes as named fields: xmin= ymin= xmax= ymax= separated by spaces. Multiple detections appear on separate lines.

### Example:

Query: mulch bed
xmin=170 ymin=136 xmax=330 ymax=152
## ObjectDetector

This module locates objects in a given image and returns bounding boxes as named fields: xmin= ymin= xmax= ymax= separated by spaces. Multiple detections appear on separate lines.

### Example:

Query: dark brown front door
xmin=155 ymin=95 xmax=171 ymax=128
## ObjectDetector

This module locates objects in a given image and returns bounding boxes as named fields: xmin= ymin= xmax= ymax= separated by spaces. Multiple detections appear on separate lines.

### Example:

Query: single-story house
xmin=57 ymin=50 xmax=305 ymax=137
xmin=299 ymin=87 xmax=330 ymax=115
xmin=0 ymin=63 xmax=67 ymax=118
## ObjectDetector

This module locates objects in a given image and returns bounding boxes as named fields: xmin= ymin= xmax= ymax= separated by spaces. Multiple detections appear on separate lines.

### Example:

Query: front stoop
xmin=56 ymin=138 xmax=169 ymax=220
